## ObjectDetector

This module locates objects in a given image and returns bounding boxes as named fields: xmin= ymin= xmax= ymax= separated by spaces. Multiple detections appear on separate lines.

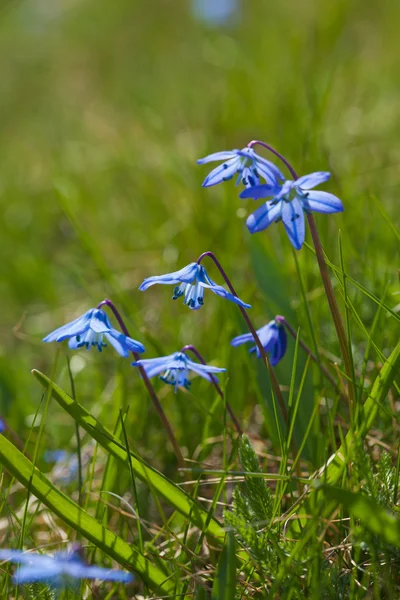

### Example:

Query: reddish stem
xmin=181 ymin=344 xmax=242 ymax=435
xmin=247 ymin=141 xmax=354 ymax=403
xmin=196 ymin=252 xmax=287 ymax=424
xmin=97 ymin=299 xmax=184 ymax=468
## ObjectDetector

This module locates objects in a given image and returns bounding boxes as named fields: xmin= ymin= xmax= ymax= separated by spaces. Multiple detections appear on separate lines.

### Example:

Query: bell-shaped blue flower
xmin=139 ymin=262 xmax=251 ymax=310
xmin=132 ymin=351 xmax=226 ymax=392
xmin=0 ymin=546 xmax=133 ymax=589
xmin=231 ymin=320 xmax=287 ymax=366
xmin=240 ymin=172 xmax=343 ymax=250
xmin=43 ymin=308 xmax=145 ymax=357
xmin=197 ymin=147 xmax=284 ymax=188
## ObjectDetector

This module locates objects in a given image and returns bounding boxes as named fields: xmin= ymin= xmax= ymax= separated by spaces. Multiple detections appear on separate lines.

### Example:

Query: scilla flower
xmin=139 ymin=262 xmax=250 ymax=310
xmin=43 ymin=308 xmax=145 ymax=357
xmin=231 ymin=319 xmax=287 ymax=366
xmin=197 ymin=147 xmax=284 ymax=188
xmin=132 ymin=351 xmax=226 ymax=392
xmin=240 ymin=172 xmax=343 ymax=250
xmin=0 ymin=545 xmax=133 ymax=589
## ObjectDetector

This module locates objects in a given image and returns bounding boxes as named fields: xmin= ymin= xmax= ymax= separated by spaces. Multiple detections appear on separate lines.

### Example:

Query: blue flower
xmin=132 ymin=351 xmax=226 ymax=392
xmin=197 ymin=147 xmax=284 ymax=188
xmin=0 ymin=546 xmax=133 ymax=590
xmin=0 ymin=419 xmax=5 ymax=434
xmin=139 ymin=262 xmax=251 ymax=310
xmin=43 ymin=308 xmax=145 ymax=357
xmin=240 ymin=172 xmax=343 ymax=250
xmin=231 ymin=320 xmax=287 ymax=366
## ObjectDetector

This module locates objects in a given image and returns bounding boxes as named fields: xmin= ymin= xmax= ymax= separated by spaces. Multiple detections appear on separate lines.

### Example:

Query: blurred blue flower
xmin=240 ymin=172 xmax=343 ymax=250
xmin=0 ymin=546 xmax=133 ymax=589
xmin=197 ymin=147 xmax=284 ymax=189
xmin=132 ymin=351 xmax=226 ymax=392
xmin=0 ymin=419 xmax=5 ymax=434
xmin=231 ymin=320 xmax=287 ymax=366
xmin=44 ymin=448 xmax=92 ymax=484
xmin=43 ymin=308 xmax=145 ymax=357
xmin=191 ymin=0 xmax=239 ymax=26
xmin=139 ymin=262 xmax=250 ymax=310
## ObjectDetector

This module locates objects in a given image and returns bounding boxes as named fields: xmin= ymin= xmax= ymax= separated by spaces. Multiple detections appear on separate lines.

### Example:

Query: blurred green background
xmin=0 ymin=0 xmax=399 ymax=472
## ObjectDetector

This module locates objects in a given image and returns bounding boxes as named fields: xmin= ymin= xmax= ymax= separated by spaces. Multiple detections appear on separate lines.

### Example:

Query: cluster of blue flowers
xmin=1 ymin=140 xmax=343 ymax=591
xmin=198 ymin=146 xmax=343 ymax=250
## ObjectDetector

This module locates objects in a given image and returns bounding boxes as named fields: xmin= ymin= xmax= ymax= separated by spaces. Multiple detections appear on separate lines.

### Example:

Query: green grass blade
xmin=325 ymin=338 xmax=400 ymax=485
xmin=211 ymin=532 xmax=236 ymax=600
xmin=0 ymin=435 xmax=173 ymax=594
xmin=320 ymin=484 xmax=400 ymax=547
xmin=32 ymin=369 xmax=225 ymax=542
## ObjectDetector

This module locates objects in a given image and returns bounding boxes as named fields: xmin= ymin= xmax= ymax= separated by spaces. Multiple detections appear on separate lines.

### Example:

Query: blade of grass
xmin=0 ymin=435 xmax=174 ymax=594
xmin=32 ymin=369 xmax=225 ymax=542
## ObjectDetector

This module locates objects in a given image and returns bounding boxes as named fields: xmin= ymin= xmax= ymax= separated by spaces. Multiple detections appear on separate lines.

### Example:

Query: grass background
xmin=0 ymin=0 xmax=399 ymax=597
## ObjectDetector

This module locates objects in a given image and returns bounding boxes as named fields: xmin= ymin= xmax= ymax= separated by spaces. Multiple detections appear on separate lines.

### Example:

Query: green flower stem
xmin=275 ymin=315 xmax=342 ymax=396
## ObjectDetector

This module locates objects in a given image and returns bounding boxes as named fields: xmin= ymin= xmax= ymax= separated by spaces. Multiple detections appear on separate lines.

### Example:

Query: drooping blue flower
xmin=0 ymin=546 xmax=133 ymax=590
xmin=231 ymin=320 xmax=287 ymax=366
xmin=43 ymin=308 xmax=145 ymax=357
xmin=197 ymin=147 xmax=284 ymax=189
xmin=132 ymin=351 xmax=226 ymax=392
xmin=240 ymin=172 xmax=343 ymax=250
xmin=139 ymin=262 xmax=251 ymax=310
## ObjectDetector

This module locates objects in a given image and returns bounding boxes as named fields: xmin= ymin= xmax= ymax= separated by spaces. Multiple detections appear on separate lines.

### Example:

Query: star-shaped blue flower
xmin=139 ymin=262 xmax=250 ymax=310
xmin=132 ymin=351 xmax=226 ymax=392
xmin=0 ymin=546 xmax=133 ymax=590
xmin=240 ymin=172 xmax=343 ymax=250
xmin=197 ymin=147 xmax=284 ymax=188
xmin=43 ymin=308 xmax=145 ymax=357
xmin=231 ymin=320 xmax=287 ymax=366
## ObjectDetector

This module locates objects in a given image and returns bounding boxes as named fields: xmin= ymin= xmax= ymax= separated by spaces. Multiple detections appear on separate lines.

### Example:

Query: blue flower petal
xmin=64 ymin=563 xmax=133 ymax=582
xmin=246 ymin=201 xmax=282 ymax=234
xmin=133 ymin=353 xmax=187 ymax=378
xmin=197 ymin=150 xmax=238 ymax=164
xmin=200 ymin=281 xmax=251 ymax=309
xmin=186 ymin=357 xmax=226 ymax=375
xmin=104 ymin=332 xmax=128 ymax=357
xmin=256 ymin=322 xmax=279 ymax=353
xmin=303 ymin=190 xmax=344 ymax=214
xmin=43 ymin=310 xmax=93 ymax=343
xmin=120 ymin=333 xmax=145 ymax=354
xmin=240 ymin=184 xmax=280 ymax=200
xmin=270 ymin=326 xmax=287 ymax=366
xmin=296 ymin=171 xmax=331 ymax=190
xmin=230 ymin=332 xmax=254 ymax=347
xmin=254 ymin=159 xmax=285 ymax=184
xmin=89 ymin=310 xmax=113 ymax=334
xmin=282 ymin=198 xmax=305 ymax=250
xmin=14 ymin=564 xmax=62 ymax=585
xmin=139 ymin=263 xmax=199 ymax=291
xmin=202 ymin=156 xmax=242 ymax=187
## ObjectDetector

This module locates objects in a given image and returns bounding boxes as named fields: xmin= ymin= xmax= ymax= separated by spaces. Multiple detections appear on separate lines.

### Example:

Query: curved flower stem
xmin=248 ymin=140 xmax=355 ymax=404
xmin=97 ymin=299 xmax=184 ymax=468
xmin=196 ymin=252 xmax=288 ymax=424
xmin=248 ymin=140 xmax=298 ymax=180
xmin=275 ymin=315 xmax=342 ymax=396
xmin=181 ymin=344 xmax=243 ymax=435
